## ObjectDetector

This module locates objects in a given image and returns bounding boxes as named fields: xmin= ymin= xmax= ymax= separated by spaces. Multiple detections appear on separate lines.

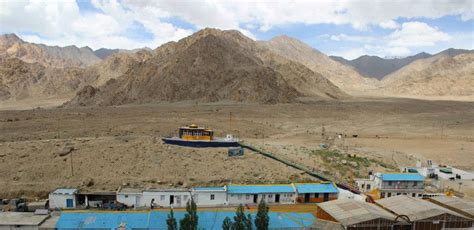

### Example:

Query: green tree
xmin=233 ymin=204 xmax=252 ymax=230
xmin=222 ymin=216 xmax=233 ymax=230
xmin=254 ymin=199 xmax=269 ymax=230
xmin=179 ymin=198 xmax=198 ymax=230
xmin=167 ymin=209 xmax=177 ymax=230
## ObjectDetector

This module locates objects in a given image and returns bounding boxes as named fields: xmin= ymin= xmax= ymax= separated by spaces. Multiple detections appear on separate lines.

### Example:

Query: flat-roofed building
xmin=227 ymin=184 xmax=295 ymax=205
xmin=376 ymin=195 xmax=473 ymax=229
xmin=317 ymin=199 xmax=406 ymax=230
xmin=191 ymin=187 xmax=227 ymax=207
xmin=48 ymin=188 xmax=78 ymax=209
xmin=0 ymin=212 xmax=50 ymax=230
xmin=428 ymin=196 xmax=474 ymax=219
xmin=142 ymin=189 xmax=191 ymax=208
xmin=356 ymin=172 xmax=424 ymax=199
xmin=116 ymin=187 xmax=144 ymax=208
xmin=294 ymin=183 xmax=339 ymax=203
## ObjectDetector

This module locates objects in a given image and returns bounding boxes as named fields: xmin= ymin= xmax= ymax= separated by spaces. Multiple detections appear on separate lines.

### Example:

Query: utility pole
xmin=70 ymin=150 xmax=74 ymax=177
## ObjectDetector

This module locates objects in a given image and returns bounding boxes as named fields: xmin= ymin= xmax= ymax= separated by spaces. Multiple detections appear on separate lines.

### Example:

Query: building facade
xmin=294 ymin=183 xmax=339 ymax=203
xmin=226 ymin=184 xmax=296 ymax=205
xmin=48 ymin=188 xmax=78 ymax=209
xmin=191 ymin=187 xmax=227 ymax=207
xmin=356 ymin=173 xmax=424 ymax=199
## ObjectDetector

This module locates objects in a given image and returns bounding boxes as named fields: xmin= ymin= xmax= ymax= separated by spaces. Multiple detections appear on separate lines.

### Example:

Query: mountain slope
xmin=331 ymin=49 xmax=472 ymax=79
xmin=66 ymin=29 xmax=347 ymax=106
xmin=260 ymin=35 xmax=377 ymax=94
xmin=0 ymin=33 xmax=101 ymax=68
xmin=0 ymin=58 xmax=97 ymax=101
xmin=378 ymin=52 xmax=474 ymax=98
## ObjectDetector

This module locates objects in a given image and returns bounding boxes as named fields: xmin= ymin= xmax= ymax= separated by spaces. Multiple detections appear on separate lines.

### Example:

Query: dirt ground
xmin=0 ymin=97 xmax=473 ymax=199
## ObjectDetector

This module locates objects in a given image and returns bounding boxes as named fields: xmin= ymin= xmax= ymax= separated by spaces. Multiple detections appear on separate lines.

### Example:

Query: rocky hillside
xmin=378 ymin=52 xmax=474 ymax=98
xmin=66 ymin=29 xmax=347 ymax=106
xmin=331 ymin=49 xmax=472 ymax=79
xmin=0 ymin=34 xmax=101 ymax=68
xmin=260 ymin=35 xmax=377 ymax=94
xmin=0 ymin=58 xmax=97 ymax=101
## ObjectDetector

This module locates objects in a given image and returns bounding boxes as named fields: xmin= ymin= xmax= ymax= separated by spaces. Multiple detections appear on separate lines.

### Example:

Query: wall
xmin=48 ymin=194 xmax=76 ymax=209
xmin=117 ymin=193 xmax=142 ymax=207
xmin=315 ymin=208 xmax=337 ymax=222
xmin=380 ymin=181 xmax=424 ymax=190
xmin=227 ymin=193 xmax=295 ymax=205
xmin=296 ymin=193 xmax=338 ymax=203
xmin=192 ymin=191 xmax=227 ymax=207
xmin=141 ymin=191 xmax=191 ymax=208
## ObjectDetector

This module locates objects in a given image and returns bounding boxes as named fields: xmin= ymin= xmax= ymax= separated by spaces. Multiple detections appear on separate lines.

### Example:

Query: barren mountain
xmin=0 ymin=33 xmax=101 ymax=68
xmin=331 ymin=48 xmax=472 ymax=79
xmin=66 ymin=28 xmax=347 ymax=106
xmin=0 ymin=58 xmax=97 ymax=101
xmin=260 ymin=35 xmax=377 ymax=94
xmin=377 ymin=52 xmax=474 ymax=99
xmin=94 ymin=47 xmax=153 ymax=59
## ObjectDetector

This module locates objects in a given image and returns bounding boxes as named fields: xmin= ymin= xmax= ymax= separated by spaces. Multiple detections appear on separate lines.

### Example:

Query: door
xmin=135 ymin=196 xmax=141 ymax=208
xmin=275 ymin=194 xmax=280 ymax=203
xmin=170 ymin=195 xmax=174 ymax=205
xmin=66 ymin=198 xmax=74 ymax=208
xmin=304 ymin=193 xmax=310 ymax=202
xmin=323 ymin=193 xmax=329 ymax=202
xmin=253 ymin=194 xmax=258 ymax=203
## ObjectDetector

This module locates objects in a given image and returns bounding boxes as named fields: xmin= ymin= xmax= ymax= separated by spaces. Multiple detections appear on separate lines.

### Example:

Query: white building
xmin=48 ymin=188 xmax=78 ymax=209
xmin=226 ymin=184 xmax=295 ymax=205
xmin=116 ymin=188 xmax=143 ymax=208
xmin=356 ymin=173 xmax=425 ymax=199
xmin=191 ymin=187 xmax=227 ymax=207
xmin=141 ymin=189 xmax=191 ymax=208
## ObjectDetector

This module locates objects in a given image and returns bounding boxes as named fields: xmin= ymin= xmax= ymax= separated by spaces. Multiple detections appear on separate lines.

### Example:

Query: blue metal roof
xmin=52 ymin=188 xmax=78 ymax=195
xmin=227 ymin=184 xmax=294 ymax=194
xmin=295 ymin=183 xmax=339 ymax=194
xmin=193 ymin=187 xmax=225 ymax=191
xmin=381 ymin=173 xmax=424 ymax=181
xmin=56 ymin=211 xmax=316 ymax=229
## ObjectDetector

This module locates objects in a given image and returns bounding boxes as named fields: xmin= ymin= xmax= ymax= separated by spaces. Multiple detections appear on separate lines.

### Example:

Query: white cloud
xmin=0 ymin=0 xmax=471 ymax=51
xmin=379 ymin=20 xmax=399 ymax=29
xmin=388 ymin=22 xmax=451 ymax=47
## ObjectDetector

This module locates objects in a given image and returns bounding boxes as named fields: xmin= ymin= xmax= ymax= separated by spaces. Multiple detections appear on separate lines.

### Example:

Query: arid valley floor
xmin=1 ymin=97 xmax=473 ymax=199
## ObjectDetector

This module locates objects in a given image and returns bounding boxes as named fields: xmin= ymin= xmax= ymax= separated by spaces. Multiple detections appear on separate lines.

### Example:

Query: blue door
xmin=66 ymin=199 xmax=74 ymax=208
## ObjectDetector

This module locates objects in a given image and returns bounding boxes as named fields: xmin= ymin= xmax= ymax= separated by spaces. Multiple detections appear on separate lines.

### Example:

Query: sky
xmin=0 ymin=0 xmax=473 ymax=60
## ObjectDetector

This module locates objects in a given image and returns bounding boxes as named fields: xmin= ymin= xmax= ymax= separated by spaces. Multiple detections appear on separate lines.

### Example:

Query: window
xmin=183 ymin=195 xmax=188 ymax=201
xmin=367 ymin=184 xmax=371 ymax=190
xmin=160 ymin=195 xmax=165 ymax=201
xmin=268 ymin=194 xmax=273 ymax=198
xmin=388 ymin=181 xmax=393 ymax=186
xmin=246 ymin=195 xmax=250 ymax=200
xmin=387 ymin=193 xmax=391 ymax=197
xmin=413 ymin=181 xmax=418 ymax=186
xmin=412 ymin=193 xmax=416 ymax=197
xmin=210 ymin=194 xmax=215 ymax=200
xmin=125 ymin=195 xmax=129 ymax=198
xmin=361 ymin=184 xmax=365 ymax=189
xmin=231 ymin=194 xmax=234 ymax=197
xmin=315 ymin=193 xmax=319 ymax=198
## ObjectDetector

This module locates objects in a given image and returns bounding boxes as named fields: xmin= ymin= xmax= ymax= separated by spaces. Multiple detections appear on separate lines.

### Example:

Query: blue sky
xmin=1 ymin=0 xmax=472 ymax=59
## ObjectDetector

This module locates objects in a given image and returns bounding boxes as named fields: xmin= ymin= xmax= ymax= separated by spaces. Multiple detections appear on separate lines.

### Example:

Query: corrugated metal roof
xmin=429 ymin=196 xmax=474 ymax=218
xmin=227 ymin=184 xmax=294 ymax=194
xmin=381 ymin=173 xmax=424 ymax=181
xmin=318 ymin=199 xmax=399 ymax=226
xmin=295 ymin=183 xmax=339 ymax=194
xmin=51 ymin=188 xmax=78 ymax=195
xmin=192 ymin=187 xmax=226 ymax=191
xmin=376 ymin=195 xmax=469 ymax=221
